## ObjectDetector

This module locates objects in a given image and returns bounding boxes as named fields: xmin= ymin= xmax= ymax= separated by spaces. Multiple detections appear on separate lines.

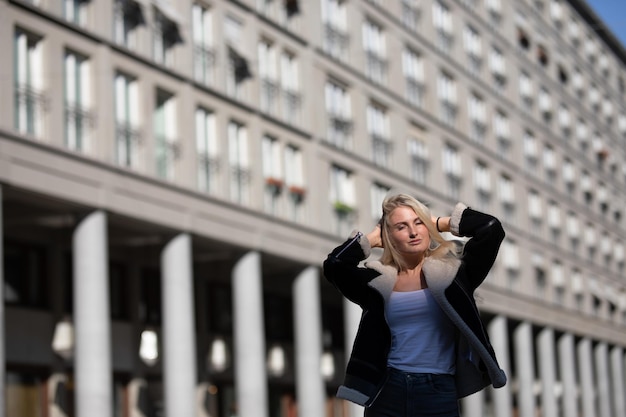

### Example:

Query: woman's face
xmin=387 ymin=206 xmax=431 ymax=257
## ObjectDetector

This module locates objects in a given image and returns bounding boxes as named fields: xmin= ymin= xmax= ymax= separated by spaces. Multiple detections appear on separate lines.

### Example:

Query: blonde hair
xmin=379 ymin=193 xmax=459 ymax=271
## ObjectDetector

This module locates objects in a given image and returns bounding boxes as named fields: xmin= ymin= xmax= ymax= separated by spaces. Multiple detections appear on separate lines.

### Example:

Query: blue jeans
xmin=364 ymin=368 xmax=460 ymax=417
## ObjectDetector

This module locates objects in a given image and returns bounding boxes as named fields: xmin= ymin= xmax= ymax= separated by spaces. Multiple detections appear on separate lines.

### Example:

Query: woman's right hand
xmin=366 ymin=223 xmax=383 ymax=248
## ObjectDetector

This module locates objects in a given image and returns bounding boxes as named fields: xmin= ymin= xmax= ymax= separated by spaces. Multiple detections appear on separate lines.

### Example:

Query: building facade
xmin=1 ymin=0 xmax=625 ymax=416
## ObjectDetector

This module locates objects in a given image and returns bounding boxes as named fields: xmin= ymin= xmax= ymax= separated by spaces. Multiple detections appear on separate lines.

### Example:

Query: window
xmin=153 ymin=5 xmax=182 ymax=67
xmin=225 ymin=17 xmax=251 ymax=100
xmin=228 ymin=121 xmax=250 ymax=205
xmin=280 ymin=52 xmax=300 ymax=125
xmin=550 ymin=0 xmax=563 ymax=27
xmin=5 ymin=241 xmax=48 ymax=308
xmin=558 ymin=104 xmax=571 ymax=139
xmin=528 ymin=190 xmax=543 ymax=234
xmin=585 ymin=224 xmax=596 ymax=261
xmin=533 ymin=257 xmax=546 ymax=299
xmin=580 ymin=170 xmax=593 ymax=204
xmin=523 ymin=130 xmax=538 ymax=173
xmin=258 ymin=0 xmax=300 ymax=24
xmin=443 ymin=144 xmax=462 ymax=199
xmin=473 ymin=162 xmax=491 ymax=211
xmin=330 ymin=165 xmax=356 ymax=235
xmin=403 ymin=48 xmax=424 ymax=108
xmin=113 ymin=0 xmax=143 ymax=49
xmin=498 ymin=174 xmax=515 ymax=223
xmin=366 ymin=102 xmax=390 ymax=167
xmin=14 ymin=28 xmax=45 ymax=137
xmin=321 ymin=0 xmax=348 ymax=61
xmin=547 ymin=201 xmax=561 ymax=243
xmin=597 ymin=183 xmax=608 ymax=214
xmin=543 ymin=145 xmax=557 ymax=182
xmin=601 ymin=96 xmax=613 ymax=126
xmin=408 ymin=137 xmax=428 ymax=184
xmin=64 ymin=50 xmax=92 ymax=152
xmin=572 ymin=68 xmax=584 ymax=98
xmin=552 ymin=262 xmax=565 ymax=305
xmin=486 ymin=0 xmax=502 ymax=27
xmin=561 ymin=159 xmax=576 ymax=195
xmin=284 ymin=145 xmax=305 ymax=222
xmin=489 ymin=46 xmax=506 ymax=89
xmin=433 ymin=1 xmax=453 ymax=54
xmin=538 ymin=87 xmax=553 ymax=121
xmin=362 ymin=19 xmax=387 ymax=84
xmin=192 ymin=3 xmax=215 ymax=86
xmin=576 ymin=118 xmax=588 ymax=151
xmin=259 ymin=40 xmax=279 ymax=116
xmin=438 ymin=72 xmax=457 ymax=126
xmin=519 ymin=71 xmax=533 ymax=112
xmin=468 ymin=93 xmax=487 ymax=143
xmin=195 ymin=107 xmax=218 ymax=193
xmin=154 ymin=89 xmax=178 ymax=180
xmin=464 ymin=25 xmax=482 ymax=75
xmin=501 ymin=239 xmax=520 ymax=289
xmin=64 ymin=0 xmax=88 ymax=26
xmin=494 ymin=110 xmax=511 ymax=160
xmin=589 ymin=83 xmax=600 ymax=112
xmin=325 ymin=80 xmax=352 ymax=148
xmin=114 ymin=71 xmax=141 ymax=168
xmin=370 ymin=183 xmax=390 ymax=221
xmin=262 ymin=135 xmax=283 ymax=216
xmin=402 ymin=0 xmax=420 ymax=31
xmin=566 ymin=211 xmax=580 ymax=252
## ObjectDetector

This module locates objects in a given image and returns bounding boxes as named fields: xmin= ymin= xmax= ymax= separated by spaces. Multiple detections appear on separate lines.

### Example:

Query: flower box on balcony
xmin=333 ymin=201 xmax=354 ymax=216
xmin=265 ymin=177 xmax=284 ymax=194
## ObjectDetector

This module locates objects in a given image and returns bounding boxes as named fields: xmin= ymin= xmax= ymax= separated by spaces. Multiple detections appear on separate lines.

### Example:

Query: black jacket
xmin=323 ymin=203 xmax=507 ymax=406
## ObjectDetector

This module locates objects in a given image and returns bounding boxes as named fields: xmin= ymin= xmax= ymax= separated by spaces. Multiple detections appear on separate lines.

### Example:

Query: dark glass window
xmin=4 ymin=241 xmax=48 ymax=308
xmin=140 ymin=267 xmax=161 ymax=325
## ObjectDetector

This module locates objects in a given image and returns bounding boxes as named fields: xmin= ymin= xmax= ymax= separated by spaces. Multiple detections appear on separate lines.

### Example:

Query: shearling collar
xmin=365 ymin=256 xmax=462 ymax=303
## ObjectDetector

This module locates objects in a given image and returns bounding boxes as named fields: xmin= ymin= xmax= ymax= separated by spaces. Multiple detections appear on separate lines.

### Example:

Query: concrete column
xmin=610 ymin=347 xmax=625 ymax=417
xmin=161 ymin=234 xmax=197 ymax=417
xmin=232 ymin=251 xmax=268 ymax=417
xmin=513 ymin=322 xmax=535 ymax=417
xmin=293 ymin=267 xmax=325 ymax=417
xmin=73 ymin=211 xmax=112 ymax=417
xmin=577 ymin=339 xmax=596 ymax=417
xmin=594 ymin=343 xmax=611 ymax=417
xmin=0 ymin=185 xmax=5 ymax=417
xmin=557 ymin=333 xmax=578 ymax=417
xmin=461 ymin=390 xmax=483 ymax=417
xmin=488 ymin=316 xmax=512 ymax=417
xmin=344 ymin=299 xmax=363 ymax=417
xmin=537 ymin=328 xmax=558 ymax=417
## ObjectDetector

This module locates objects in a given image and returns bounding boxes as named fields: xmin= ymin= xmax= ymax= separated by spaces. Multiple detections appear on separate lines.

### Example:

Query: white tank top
xmin=385 ymin=289 xmax=456 ymax=374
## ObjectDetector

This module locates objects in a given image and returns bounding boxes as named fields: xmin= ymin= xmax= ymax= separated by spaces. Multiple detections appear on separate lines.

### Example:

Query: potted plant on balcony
xmin=333 ymin=200 xmax=354 ymax=217
xmin=265 ymin=177 xmax=284 ymax=195
xmin=288 ymin=184 xmax=306 ymax=202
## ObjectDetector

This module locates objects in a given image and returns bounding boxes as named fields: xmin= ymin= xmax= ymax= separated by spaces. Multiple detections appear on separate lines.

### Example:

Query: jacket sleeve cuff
xmin=349 ymin=230 xmax=371 ymax=258
xmin=449 ymin=203 xmax=468 ymax=236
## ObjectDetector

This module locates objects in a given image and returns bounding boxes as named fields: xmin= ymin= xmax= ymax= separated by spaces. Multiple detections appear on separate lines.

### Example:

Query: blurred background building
xmin=1 ymin=0 xmax=625 ymax=416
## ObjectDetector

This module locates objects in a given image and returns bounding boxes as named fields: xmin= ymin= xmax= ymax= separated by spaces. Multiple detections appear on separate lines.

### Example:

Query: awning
xmin=135 ymin=0 xmax=185 ymax=42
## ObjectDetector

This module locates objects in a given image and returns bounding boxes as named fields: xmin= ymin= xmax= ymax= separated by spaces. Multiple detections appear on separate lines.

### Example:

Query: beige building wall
xmin=1 ymin=0 xmax=625 ymax=416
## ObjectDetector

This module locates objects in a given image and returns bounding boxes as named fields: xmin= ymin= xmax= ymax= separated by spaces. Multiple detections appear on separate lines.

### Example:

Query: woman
xmin=323 ymin=193 xmax=507 ymax=417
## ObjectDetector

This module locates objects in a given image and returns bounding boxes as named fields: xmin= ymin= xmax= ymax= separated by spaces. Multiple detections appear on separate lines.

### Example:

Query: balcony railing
xmin=323 ymin=23 xmax=349 ymax=61
xmin=65 ymin=103 xmax=95 ymax=150
xmin=14 ymin=84 xmax=48 ymax=136
xmin=282 ymin=88 xmax=301 ymax=125
xmin=115 ymin=122 xmax=142 ymax=167
xmin=193 ymin=44 xmax=217 ymax=85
